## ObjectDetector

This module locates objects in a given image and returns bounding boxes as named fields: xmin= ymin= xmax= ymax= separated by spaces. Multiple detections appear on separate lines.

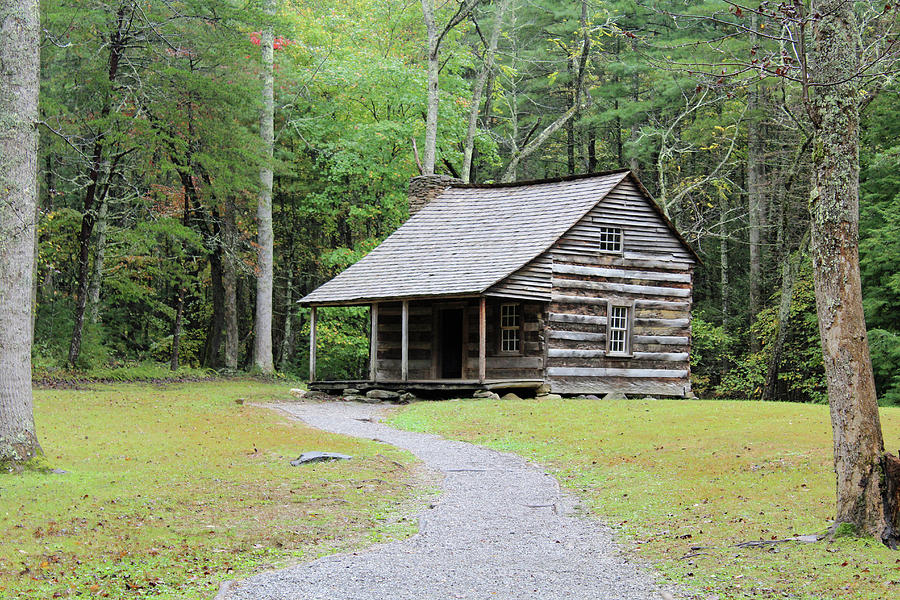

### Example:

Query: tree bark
xmin=763 ymin=232 xmax=808 ymax=402
xmin=87 ymin=197 xmax=109 ymax=324
xmin=253 ymin=0 xmax=276 ymax=373
xmin=0 ymin=0 xmax=42 ymax=466
xmin=203 ymin=243 xmax=226 ymax=368
xmin=421 ymin=0 xmax=440 ymax=176
xmin=461 ymin=0 xmax=509 ymax=183
xmin=223 ymin=198 xmax=239 ymax=370
xmin=420 ymin=0 xmax=480 ymax=176
xmin=278 ymin=269 xmax=294 ymax=371
xmin=806 ymin=0 xmax=899 ymax=545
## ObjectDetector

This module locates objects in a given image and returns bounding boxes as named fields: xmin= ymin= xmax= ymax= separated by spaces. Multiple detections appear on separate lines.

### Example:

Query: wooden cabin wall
xmin=464 ymin=298 xmax=545 ymax=380
xmin=375 ymin=301 xmax=434 ymax=380
xmin=486 ymin=255 xmax=552 ymax=301
xmin=544 ymin=177 xmax=694 ymax=396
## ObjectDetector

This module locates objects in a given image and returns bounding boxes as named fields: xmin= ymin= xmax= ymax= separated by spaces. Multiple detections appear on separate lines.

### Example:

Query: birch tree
xmin=420 ymin=0 xmax=480 ymax=175
xmin=461 ymin=0 xmax=510 ymax=182
xmin=0 ymin=0 xmax=42 ymax=467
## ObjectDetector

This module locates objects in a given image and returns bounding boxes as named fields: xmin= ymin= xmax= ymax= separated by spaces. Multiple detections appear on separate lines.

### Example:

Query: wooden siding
xmin=465 ymin=298 xmax=546 ymax=380
xmin=487 ymin=255 xmax=552 ymax=301
xmin=542 ymin=177 xmax=694 ymax=396
xmin=375 ymin=301 xmax=434 ymax=380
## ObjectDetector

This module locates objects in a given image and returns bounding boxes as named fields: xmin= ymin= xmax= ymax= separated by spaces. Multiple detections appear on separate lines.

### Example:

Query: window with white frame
xmin=500 ymin=303 xmax=520 ymax=353
xmin=598 ymin=226 xmax=623 ymax=253
xmin=607 ymin=303 xmax=632 ymax=356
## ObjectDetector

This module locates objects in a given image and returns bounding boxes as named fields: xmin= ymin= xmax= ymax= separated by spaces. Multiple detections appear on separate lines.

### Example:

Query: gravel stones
xmin=226 ymin=401 xmax=669 ymax=600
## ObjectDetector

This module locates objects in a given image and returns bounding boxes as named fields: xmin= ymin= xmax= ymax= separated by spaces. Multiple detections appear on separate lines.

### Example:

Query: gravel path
xmin=225 ymin=401 xmax=670 ymax=600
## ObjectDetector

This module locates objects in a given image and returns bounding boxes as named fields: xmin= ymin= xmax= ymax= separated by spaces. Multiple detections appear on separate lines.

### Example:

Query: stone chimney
xmin=408 ymin=174 xmax=461 ymax=217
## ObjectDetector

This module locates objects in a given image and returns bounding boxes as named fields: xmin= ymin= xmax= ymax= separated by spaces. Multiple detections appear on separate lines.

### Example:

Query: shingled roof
xmin=300 ymin=170 xmax=676 ymax=305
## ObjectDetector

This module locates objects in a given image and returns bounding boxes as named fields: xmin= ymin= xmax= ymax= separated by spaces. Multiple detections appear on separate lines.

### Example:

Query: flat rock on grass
xmin=228 ymin=402 xmax=671 ymax=600
xmin=289 ymin=452 xmax=352 ymax=466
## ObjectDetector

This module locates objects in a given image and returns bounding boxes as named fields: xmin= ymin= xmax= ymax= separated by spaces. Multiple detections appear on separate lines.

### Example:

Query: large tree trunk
xmin=460 ymin=0 xmax=509 ymax=182
xmin=253 ymin=0 xmax=275 ymax=374
xmin=807 ymin=0 xmax=899 ymax=545
xmin=0 ymin=0 xmax=42 ymax=466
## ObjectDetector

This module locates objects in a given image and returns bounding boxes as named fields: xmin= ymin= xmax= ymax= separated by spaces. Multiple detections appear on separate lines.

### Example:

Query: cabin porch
xmin=308 ymin=378 xmax=545 ymax=395
xmin=308 ymin=296 xmax=547 ymax=388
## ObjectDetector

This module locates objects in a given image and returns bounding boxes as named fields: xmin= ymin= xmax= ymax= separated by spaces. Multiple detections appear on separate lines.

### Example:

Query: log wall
xmin=543 ymin=177 xmax=695 ymax=396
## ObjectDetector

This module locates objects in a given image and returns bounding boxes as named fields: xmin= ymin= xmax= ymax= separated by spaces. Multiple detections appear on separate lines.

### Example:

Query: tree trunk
xmin=501 ymin=0 xmax=589 ymax=183
xmin=67 ymin=7 xmax=126 ymax=366
xmin=170 ymin=288 xmax=184 ymax=371
xmin=223 ymin=199 xmax=239 ymax=370
xmin=278 ymin=269 xmax=294 ymax=371
xmin=0 ymin=0 xmax=42 ymax=466
xmin=763 ymin=233 xmax=807 ymax=402
xmin=253 ymin=0 xmax=276 ymax=374
xmin=87 ymin=197 xmax=109 ymax=324
xmin=807 ymin=0 xmax=899 ymax=545
xmin=461 ymin=0 xmax=509 ymax=183
xmin=747 ymin=13 xmax=764 ymax=353
xmin=203 ymin=248 xmax=225 ymax=368
xmin=421 ymin=0 xmax=439 ymax=175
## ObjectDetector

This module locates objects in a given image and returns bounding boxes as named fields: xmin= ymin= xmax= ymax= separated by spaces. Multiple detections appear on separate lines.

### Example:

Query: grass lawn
xmin=0 ymin=381 xmax=425 ymax=599
xmin=392 ymin=398 xmax=900 ymax=600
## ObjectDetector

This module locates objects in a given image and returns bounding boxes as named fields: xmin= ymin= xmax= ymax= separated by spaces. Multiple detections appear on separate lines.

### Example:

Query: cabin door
xmin=438 ymin=308 xmax=464 ymax=379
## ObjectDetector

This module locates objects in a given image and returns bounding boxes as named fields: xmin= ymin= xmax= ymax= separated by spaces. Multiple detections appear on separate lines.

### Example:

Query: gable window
xmin=500 ymin=303 xmax=520 ymax=353
xmin=606 ymin=301 xmax=633 ymax=357
xmin=598 ymin=226 xmax=623 ymax=253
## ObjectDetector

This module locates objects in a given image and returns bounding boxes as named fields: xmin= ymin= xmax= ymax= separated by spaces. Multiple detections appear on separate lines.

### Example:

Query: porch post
xmin=401 ymin=300 xmax=409 ymax=381
xmin=309 ymin=306 xmax=317 ymax=382
xmin=478 ymin=296 xmax=486 ymax=383
xmin=369 ymin=303 xmax=378 ymax=382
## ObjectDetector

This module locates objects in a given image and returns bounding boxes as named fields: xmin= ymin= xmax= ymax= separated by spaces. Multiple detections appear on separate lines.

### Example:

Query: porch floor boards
xmin=309 ymin=379 xmax=544 ymax=394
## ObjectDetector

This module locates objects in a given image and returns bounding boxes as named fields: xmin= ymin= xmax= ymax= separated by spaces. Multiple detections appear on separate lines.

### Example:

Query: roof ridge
xmin=451 ymin=168 xmax=631 ymax=189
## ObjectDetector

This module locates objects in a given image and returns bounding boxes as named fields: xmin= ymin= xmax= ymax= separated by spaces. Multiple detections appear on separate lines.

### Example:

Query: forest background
xmin=32 ymin=0 xmax=900 ymax=405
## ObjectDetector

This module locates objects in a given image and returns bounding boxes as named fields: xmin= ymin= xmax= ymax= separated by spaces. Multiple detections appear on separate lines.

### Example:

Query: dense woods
xmin=17 ymin=0 xmax=897 ymax=411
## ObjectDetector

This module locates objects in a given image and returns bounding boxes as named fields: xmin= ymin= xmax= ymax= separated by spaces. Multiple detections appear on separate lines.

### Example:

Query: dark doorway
xmin=439 ymin=308 xmax=464 ymax=379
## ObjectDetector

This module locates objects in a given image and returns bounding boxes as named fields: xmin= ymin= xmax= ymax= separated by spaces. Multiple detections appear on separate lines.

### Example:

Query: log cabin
xmin=299 ymin=169 xmax=699 ymax=397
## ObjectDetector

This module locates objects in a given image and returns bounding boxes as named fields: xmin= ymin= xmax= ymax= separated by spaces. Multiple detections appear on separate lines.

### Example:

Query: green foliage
xmin=689 ymin=314 xmax=734 ymax=397
xmin=717 ymin=260 xmax=826 ymax=403
xmin=295 ymin=306 xmax=369 ymax=380
xmin=860 ymin=86 xmax=900 ymax=405
xmin=867 ymin=329 xmax=900 ymax=406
